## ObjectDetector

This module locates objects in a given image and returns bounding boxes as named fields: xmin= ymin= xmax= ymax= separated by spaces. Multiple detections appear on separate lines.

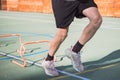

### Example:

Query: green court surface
xmin=0 ymin=11 xmax=120 ymax=80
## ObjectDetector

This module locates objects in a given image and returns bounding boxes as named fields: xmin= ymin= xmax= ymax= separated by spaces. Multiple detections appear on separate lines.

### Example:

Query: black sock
xmin=72 ymin=41 xmax=83 ymax=53
xmin=45 ymin=54 xmax=54 ymax=61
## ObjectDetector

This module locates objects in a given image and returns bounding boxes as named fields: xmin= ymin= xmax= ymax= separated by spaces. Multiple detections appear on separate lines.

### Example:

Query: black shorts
xmin=52 ymin=0 xmax=97 ymax=28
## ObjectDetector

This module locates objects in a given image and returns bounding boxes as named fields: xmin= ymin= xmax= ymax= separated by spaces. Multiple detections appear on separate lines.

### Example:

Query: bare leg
xmin=42 ymin=27 xmax=69 ymax=76
xmin=79 ymin=7 xmax=102 ymax=45
xmin=65 ymin=7 xmax=102 ymax=73
xmin=48 ymin=27 xmax=69 ymax=56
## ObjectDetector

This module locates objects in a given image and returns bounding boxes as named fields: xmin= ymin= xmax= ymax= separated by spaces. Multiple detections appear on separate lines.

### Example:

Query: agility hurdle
xmin=0 ymin=34 xmax=49 ymax=67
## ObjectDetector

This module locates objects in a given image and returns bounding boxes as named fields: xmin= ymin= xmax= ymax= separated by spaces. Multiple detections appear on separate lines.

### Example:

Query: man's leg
xmin=79 ymin=7 xmax=102 ymax=45
xmin=72 ymin=7 xmax=102 ymax=54
xmin=42 ymin=27 xmax=69 ymax=76
xmin=48 ymin=28 xmax=69 ymax=57
xmin=65 ymin=7 xmax=102 ymax=72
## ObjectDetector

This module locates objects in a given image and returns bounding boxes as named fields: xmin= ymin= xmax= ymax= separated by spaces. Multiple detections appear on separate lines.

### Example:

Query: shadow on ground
xmin=51 ymin=49 xmax=120 ymax=80
xmin=0 ymin=49 xmax=120 ymax=80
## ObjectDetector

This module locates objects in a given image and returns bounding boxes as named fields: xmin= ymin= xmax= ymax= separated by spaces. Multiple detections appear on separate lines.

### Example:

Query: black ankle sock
xmin=72 ymin=41 xmax=83 ymax=53
xmin=45 ymin=54 xmax=54 ymax=61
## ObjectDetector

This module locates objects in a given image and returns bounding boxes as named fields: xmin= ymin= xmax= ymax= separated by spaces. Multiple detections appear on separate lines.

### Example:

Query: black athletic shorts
xmin=52 ymin=0 xmax=98 ymax=28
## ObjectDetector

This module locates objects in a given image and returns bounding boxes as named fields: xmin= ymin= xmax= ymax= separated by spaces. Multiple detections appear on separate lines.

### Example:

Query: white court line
xmin=0 ymin=51 xmax=90 ymax=80
xmin=0 ymin=11 xmax=119 ymax=25
xmin=0 ymin=15 xmax=54 ymax=23
xmin=0 ymin=14 xmax=120 ymax=25
xmin=0 ymin=11 xmax=53 ymax=20
xmin=100 ymin=27 xmax=120 ymax=30
xmin=0 ymin=15 xmax=120 ymax=30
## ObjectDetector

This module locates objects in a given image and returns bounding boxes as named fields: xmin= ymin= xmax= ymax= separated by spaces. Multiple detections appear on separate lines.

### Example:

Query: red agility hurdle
xmin=0 ymin=34 xmax=49 ymax=67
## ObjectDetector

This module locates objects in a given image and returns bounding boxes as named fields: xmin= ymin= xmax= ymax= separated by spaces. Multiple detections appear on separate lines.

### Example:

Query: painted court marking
xmin=0 ymin=51 xmax=90 ymax=80
xmin=0 ymin=50 xmax=48 ymax=60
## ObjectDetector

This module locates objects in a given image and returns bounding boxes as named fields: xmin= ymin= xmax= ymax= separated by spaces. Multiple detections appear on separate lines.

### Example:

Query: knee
xmin=91 ymin=15 xmax=102 ymax=28
xmin=57 ymin=32 xmax=68 ymax=41
xmin=61 ymin=32 xmax=68 ymax=40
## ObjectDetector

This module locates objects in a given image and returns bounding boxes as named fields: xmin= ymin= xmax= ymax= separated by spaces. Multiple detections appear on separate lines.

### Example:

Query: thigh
xmin=82 ymin=7 xmax=101 ymax=21
xmin=75 ymin=0 xmax=98 ymax=18
xmin=52 ymin=0 xmax=79 ymax=28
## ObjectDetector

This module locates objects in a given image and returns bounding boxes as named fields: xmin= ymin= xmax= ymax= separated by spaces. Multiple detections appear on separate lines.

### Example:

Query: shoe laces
xmin=48 ymin=61 xmax=56 ymax=71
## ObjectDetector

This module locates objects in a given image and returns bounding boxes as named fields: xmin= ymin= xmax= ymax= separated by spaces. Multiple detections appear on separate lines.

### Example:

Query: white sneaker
xmin=42 ymin=60 xmax=59 ymax=76
xmin=65 ymin=47 xmax=84 ymax=72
